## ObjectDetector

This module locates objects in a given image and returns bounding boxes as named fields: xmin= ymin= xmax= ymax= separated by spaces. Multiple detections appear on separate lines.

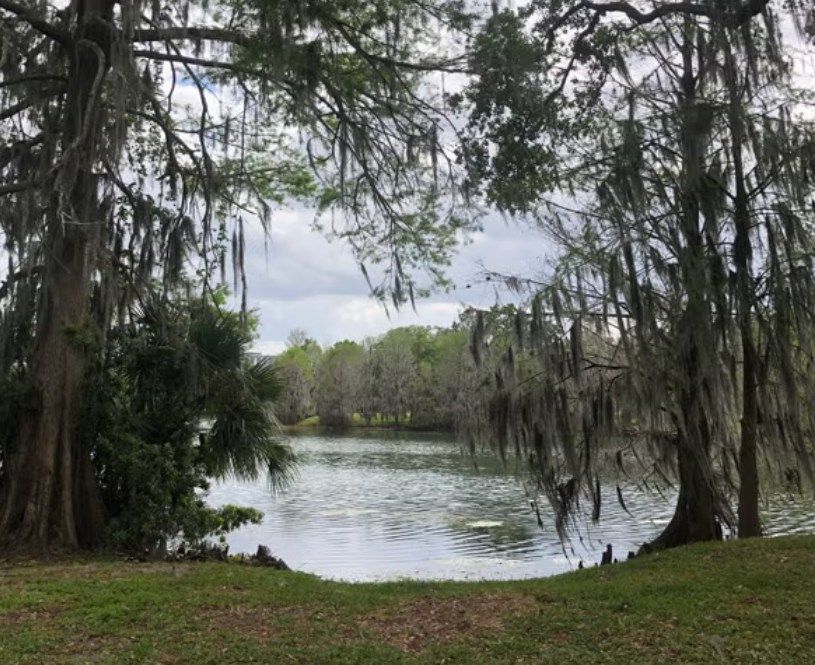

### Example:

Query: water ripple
xmin=207 ymin=431 xmax=815 ymax=582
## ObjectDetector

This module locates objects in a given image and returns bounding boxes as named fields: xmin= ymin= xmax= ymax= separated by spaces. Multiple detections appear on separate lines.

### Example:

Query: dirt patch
xmin=354 ymin=593 xmax=537 ymax=653
xmin=202 ymin=603 xmax=325 ymax=642
xmin=0 ymin=605 xmax=60 ymax=626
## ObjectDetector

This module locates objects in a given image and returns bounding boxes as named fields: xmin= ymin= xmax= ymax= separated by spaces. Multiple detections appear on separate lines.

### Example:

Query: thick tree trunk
xmin=645 ymin=25 xmax=724 ymax=551
xmin=0 ymin=0 xmax=112 ymax=551
xmin=647 ymin=436 xmax=722 ymax=550
xmin=725 ymin=43 xmax=762 ymax=539
xmin=0 ymin=234 xmax=104 ymax=550
xmin=646 ymin=334 xmax=725 ymax=551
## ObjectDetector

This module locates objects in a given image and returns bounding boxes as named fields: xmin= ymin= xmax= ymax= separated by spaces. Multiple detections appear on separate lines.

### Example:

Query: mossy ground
xmin=0 ymin=536 xmax=813 ymax=664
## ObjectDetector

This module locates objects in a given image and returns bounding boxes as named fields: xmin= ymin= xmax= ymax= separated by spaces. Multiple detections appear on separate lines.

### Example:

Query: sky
xmin=242 ymin=207 xmax=553 ymax=355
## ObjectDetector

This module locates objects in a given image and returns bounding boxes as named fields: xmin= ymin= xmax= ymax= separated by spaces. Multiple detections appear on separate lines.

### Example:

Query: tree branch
xmin=326 ymin=17 xmax=471 ymax=74
xmin=583 ymin=0 xmax=771 ymax=27
xmin=133 ymin=23 xmax=469 ymax=74
xmin=0 ymin=136 xmax=44 ymax=169
xmin=0 ymin=0 xmax=70 ymax=45
xmin=0 ymin=73 xmax=66 ymax=89
xmin=131 ymin=49 xmax=253 ymax=74
xmin=0 ymin=265 xmax=42 ymax=300
xmin=0 ymin=99 xmax=33 ymax=122
xmin=549 ymin=0 xmax=771 ymax=39
xmin=130 ymin=26 xmax=249 ymax=47
xmin=0 ymin=87 xmax=63 ymax=121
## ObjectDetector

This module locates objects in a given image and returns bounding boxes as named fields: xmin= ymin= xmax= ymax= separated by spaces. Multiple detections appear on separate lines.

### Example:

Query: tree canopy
xmin=0 ymin=0 xmax=474 ymax=551
xmin=459 ymin=1 xmax=815 ymax=546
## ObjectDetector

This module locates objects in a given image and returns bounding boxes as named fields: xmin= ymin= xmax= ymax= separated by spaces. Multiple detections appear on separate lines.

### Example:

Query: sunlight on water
xmin=207 ymin=431 xmax=815 ymax=582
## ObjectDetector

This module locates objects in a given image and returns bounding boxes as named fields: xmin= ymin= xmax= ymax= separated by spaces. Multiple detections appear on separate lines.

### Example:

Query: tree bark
xmin=734 ymin=188 xmax=761 ymax=539
xmin=737 ymin=339 xmax=761 ymax=537
xmin=646 ymin=425 xmax=722 ymax=551
xmin=724 ymin=42 xmax=762 ymax=539
xmin=645 ymin=23 xmax=724 ymax=551
xmin=0 ymin=0 xmax=112 ymax=551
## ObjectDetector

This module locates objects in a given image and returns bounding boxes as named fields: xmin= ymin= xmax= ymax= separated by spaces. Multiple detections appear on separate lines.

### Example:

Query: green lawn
xmin=289 ymin=413 xmax=421 ymax=429
xmin=1 ymin=537 xmax=813 ymax=664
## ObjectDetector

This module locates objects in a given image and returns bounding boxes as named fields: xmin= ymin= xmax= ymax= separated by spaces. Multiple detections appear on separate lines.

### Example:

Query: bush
xmin=86 ymin=294 xmax=293 ymax=554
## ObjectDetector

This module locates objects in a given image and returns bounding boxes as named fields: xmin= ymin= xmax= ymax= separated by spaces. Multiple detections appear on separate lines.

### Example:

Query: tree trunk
xmin=646 ymin=435 xmax=722 ymax=550
xmin=734 ymin=176 xmax=761 ymax=539
xmin=645 ymin=24 xmax=724 ymax=551
xmin=0 ymin=234 xmax=105 ymax=550
xmin=0 ymin=0 xmax=112 ymax=551
xmin=646 ymin=329 xmax=725 ymax=551
xmin=724 ymin=42 xmax=762 ymax=539
xmin=737 ymin=346 xmax=761 ymax=537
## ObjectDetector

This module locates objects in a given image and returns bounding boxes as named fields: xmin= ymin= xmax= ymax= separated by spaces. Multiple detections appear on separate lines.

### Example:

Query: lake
xmin=207 ymin=430 xmax=815 ymax=582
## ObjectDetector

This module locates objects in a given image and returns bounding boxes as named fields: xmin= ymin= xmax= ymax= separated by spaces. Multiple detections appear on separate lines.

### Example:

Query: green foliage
xmin=185 ymin=504 xmax=264 ymax=545
xmin=277 ymin=346 xmax=313 ymax=374
xmin=274 ymin=330 xmax=324 ymax=425
xmin=315 ymin=340 xmax=365 ymax=426
xmin=279 ymin=324 xmax=473 ymax=432
xmin=89 ymin=293 xmax=293 ymax=553
xmin=62 ymin=320 xmax=102 ymax=350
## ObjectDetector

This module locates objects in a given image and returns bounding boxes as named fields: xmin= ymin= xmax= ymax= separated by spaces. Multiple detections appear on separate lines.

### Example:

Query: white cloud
xmin=236 ymin=203 xmax=553 ymax=351
xmin=165 ymin=144 xmax=557 ymax=353
xmin=251 ymin=339 xmax=287 ymax=356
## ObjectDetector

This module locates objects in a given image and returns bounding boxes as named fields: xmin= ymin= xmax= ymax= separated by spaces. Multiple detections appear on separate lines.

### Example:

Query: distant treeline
xmin=273 ymin=323 xmax=476 ymax=430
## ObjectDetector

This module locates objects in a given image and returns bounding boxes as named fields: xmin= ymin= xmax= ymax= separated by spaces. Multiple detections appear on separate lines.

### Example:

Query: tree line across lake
xmin=273 ymin=325 xmax=472 ymax=431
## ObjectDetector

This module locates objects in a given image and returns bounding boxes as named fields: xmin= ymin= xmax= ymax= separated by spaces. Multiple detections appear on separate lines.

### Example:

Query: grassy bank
xmin=1 ymin=537 xmax=813 ymax=664
xmin=285 ymin=413 xmax=445 ymax=432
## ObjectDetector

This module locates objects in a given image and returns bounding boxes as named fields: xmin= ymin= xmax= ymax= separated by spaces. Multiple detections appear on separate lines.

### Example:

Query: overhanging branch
xmin=132 ymin=49 xmax=252 ymax=74
xmin=0 ymin=73 xmax=66 ymax=89
xmin=0 ymin=180 xmax=36 ymax=196
xmin=585 ymin=0 xmax=772 ymax=26
xmin=0 ymin=99 xmax=33 ymax=122
xmin=552 ymin=0 xmax=771 ymax=35
xmin=130 ymin=26 xmax=249 ymax=47
xmin=0 ymin=0 xmax=70 ymax=45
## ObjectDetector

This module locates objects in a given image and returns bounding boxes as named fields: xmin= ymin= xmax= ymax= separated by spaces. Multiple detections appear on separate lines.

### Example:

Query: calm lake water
xmin=207 ymin=431 xmax=815 ymax=582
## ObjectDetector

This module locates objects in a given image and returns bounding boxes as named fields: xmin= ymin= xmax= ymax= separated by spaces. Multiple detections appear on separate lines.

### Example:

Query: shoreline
xmin=281 ymin=421 xmax=452 ymax=435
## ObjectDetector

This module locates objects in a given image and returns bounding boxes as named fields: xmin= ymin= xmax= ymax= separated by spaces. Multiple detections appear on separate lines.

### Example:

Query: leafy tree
xmin=310 ymin=324 xmax=475 ymax=431
xmin=358 ymin=340 xmax=381 ymax=425
xmin=315 ymin=340 xmax=364 ymax=426
xmin=461 ymin=4 xmax=815 ymax=547
xmin=411 ymin=327 xmax=471 ymax=430
xmin=0 ymin=0 xmax=471 ymax=550
xmin=275 ymin=345 xmax=316 ymax=424
xmin=369 ymin=333 xmax=418 ymax=424
xmin=87 ymin=291 xmax=293 ymax=553
xmin=286 ymin=329 xmax=313 ymax=350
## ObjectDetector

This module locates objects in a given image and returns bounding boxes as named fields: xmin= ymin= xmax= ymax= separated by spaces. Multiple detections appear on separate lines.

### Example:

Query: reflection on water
xmin=207 ymin=431 xmax=815 ymax=582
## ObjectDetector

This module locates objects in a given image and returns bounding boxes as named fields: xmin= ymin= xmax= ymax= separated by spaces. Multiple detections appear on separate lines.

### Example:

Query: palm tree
xmin=90 ymin=292 xmax=294 ymax=553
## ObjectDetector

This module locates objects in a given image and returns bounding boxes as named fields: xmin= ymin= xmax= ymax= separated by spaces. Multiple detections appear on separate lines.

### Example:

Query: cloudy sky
xmin=242 ymin=207 xmax=552 ymax=355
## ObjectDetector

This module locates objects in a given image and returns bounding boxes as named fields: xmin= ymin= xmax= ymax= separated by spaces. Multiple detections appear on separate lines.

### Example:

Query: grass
xmin=0 ymin=536 xmax=813 ymax=664
xmin=288 ymin=413 xmax=434 ymax=430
